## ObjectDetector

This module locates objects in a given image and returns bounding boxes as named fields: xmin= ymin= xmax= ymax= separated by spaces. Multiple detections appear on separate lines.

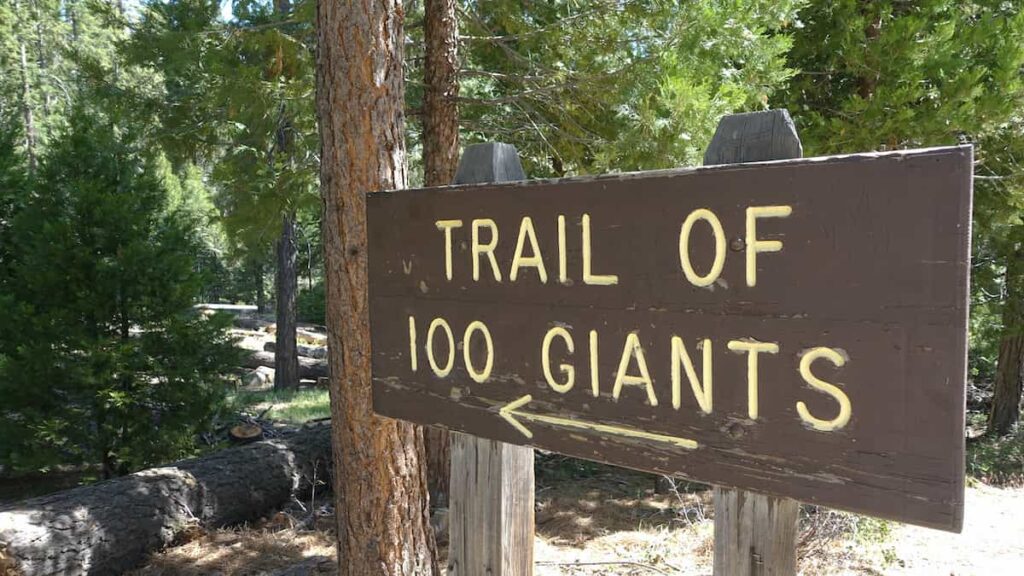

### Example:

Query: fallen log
xmin=241 ymin=366 xmax=275 ymax=391
xmin=263 ymin=340 xmax=327 ymax=360
xmin=241 ymin=351 xmax=328 ymax=380
xmin=296 ymin=328 xmax=327 ymax=346
xmin=194 ymin=303 xmax=258 ymax=318
xmin=0 ymin=424 xmax=332 ymax=576
xmin=232 ymin=316 xmax=272 ymax=331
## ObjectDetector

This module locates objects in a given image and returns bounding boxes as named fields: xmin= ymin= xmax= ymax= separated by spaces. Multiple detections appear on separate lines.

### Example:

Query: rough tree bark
xmin=422 ymin=0 xmax=460 ymax=508
xmin=315 ymin=1 xmax=439 ymax=574
xmin=275 ymin=212 xmax=300 ymax=390
xmin=989 ymin=245 xmax=1024 ymax=436
xmin=0 ymin=425 xmax=332 ymax=576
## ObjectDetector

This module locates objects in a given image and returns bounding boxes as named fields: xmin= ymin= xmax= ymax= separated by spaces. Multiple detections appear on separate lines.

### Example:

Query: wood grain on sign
xmin=368 ymin=145 xmax=972 ymax=532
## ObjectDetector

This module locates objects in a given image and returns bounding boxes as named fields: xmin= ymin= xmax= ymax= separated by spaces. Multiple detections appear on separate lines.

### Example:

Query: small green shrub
xmin=968 ymin=427 xmax=1024 ymax=485
xmin=297 ymin=282 xmax=326 ymax=325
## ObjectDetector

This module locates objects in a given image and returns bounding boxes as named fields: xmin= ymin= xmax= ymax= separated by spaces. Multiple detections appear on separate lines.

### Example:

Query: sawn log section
xmin=368 ymin=146 xmax=972 ymax=532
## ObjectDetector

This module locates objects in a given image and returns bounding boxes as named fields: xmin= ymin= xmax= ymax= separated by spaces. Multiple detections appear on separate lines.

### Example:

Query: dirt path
xmin=886 ymin=483 xmax=1024 ymax=576
xmin=531 ymin=472 xmax=1024 ymax=575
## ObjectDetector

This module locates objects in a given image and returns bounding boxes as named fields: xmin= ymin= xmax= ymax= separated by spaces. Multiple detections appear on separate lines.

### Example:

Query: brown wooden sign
xmin=368 ymin=146 xmax=972 ymax=532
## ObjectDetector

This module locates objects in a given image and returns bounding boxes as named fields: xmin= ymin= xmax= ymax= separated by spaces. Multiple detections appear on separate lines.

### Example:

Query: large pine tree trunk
xmin=275 ymin=212 xmax=300 ymax=390
xmin=421 ymin=0 xmax=460 ymax=508
xmin=315 ymin=1 xmax=439 ymax=574
xmin=989 ymin=245 xmax=1024 ymax=436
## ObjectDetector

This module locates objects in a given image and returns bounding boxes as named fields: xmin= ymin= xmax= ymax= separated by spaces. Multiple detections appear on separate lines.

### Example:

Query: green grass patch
xmin=967 ymin=427 xmax=1024 ymax=486
xmin=229 ymin=388 xmax=331 ymax=425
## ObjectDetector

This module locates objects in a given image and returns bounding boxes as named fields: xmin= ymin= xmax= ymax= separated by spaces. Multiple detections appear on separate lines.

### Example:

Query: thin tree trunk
xmin=307 ymin=235 xmax=314 ymax=290
xmin=255 ymin=261 xmax=267 ymax=314
xmin=989 ymin=245 xmax=1024 ymax=436
xmin=67 ymin=0 xmax=82 ymax=100
xmin=422 ymin=0 xmax=460 ymax=509
xmin=275 ymin=212 xmax=300 ymax=389
xmin=14 ymin=0 xmax=37 ymax=174
xmin=31 ymin=0 xmax=52 ymax=121
xmin=271 ymin=0 xmax=300 ymax=391
xmin=423 ymin=0 xmax=460 ymax=187
xmin=858 ymin=4 xmax=882 ymax=101
xmin=316 ymin=0 xmax=439 ymax=573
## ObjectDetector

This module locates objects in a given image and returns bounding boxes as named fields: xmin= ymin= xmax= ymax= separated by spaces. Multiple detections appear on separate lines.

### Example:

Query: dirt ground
xmin=131 ymin=461 xmax=1024 ymax=576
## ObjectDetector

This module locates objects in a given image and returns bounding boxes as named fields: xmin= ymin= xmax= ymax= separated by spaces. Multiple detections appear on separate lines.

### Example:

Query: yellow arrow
xmin=499 ymin=394 xmax=699 ymax=450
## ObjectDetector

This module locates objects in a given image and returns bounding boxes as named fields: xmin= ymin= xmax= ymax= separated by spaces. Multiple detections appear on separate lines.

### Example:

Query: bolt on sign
xmin=368 ymin=146 xmax=972 ymax=532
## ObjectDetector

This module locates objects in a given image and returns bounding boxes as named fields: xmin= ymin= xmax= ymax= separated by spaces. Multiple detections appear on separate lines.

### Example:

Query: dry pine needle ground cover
xmin=132 ymin=456 xmax=1024 ymax=575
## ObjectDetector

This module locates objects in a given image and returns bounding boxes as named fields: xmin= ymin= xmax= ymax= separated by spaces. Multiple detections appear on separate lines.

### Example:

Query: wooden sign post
xmin=705 ymin=110 xmax=802 ymax=575
xmin=367 ymin=111 xmax=972 ymax=571
xmin=445 ymin=143 xmax=535 ymax=576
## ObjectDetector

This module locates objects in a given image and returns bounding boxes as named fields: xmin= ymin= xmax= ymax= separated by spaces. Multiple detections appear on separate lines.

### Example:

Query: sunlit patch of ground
xmin=884 ymin=483 xmax=1024 ymax=575
xmin=128 ymin=522 xmax=336 ymax=576
xmin=229 ymin=387 xmax=331 ymax=425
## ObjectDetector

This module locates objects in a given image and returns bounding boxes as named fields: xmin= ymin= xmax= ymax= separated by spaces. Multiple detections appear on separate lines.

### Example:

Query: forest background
xmin=0 ymin=0 xmax=1022 ymax=496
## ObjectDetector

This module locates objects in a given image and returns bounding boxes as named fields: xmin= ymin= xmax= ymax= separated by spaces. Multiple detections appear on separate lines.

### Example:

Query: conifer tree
xmin=777 ymin=0 xmax=1024 ymax=435
xmin=455 ymin=0 xmax=802 ymax=176
xmin=127 ymin=1 xmax=320 ymax=389
xmin=0 ymin=112 xmax=239 ymax=477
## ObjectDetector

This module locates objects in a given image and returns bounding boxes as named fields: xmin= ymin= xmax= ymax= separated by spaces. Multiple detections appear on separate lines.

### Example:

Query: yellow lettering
xmin=582 ymin=213 xmax=619 ymax=286
xmin=589 ymin=329 xmax=600 ymax=397
xmin=542 ymin=326 xmax=574 ymax=393
xmin=427 ymin=317 xmax=455 ymax=377
xmin=745 ymin=205 xmax=792 ymax=287
xmin=679 ymin=209 xmax=726 ymax=287
xmin=472 ymin=218 xmax=502 ymax=282
xmin=509 ymin=216 xmax=548 ymax=283
xmin=671 ymin=336 xmax=713 ymax=413
xmin=797 ymin=347 xmax=852 ymax=432
xmin=727 ymin=339 xmax=779 ymax=420
xmin=408 ymin=315 xmax=418 ymax=372
xmin=613 ymin=332 xmax=658 ymax=406
xmin=435 ymin=219 xmax=463 ymax=281
xmin=463 ymin=320 xmax=494 ymax=383
xmin=557 ymin=214 xmax=568 ymax=284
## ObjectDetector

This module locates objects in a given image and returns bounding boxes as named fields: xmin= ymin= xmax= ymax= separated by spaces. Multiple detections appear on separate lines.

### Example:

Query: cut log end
xmin=230 ymin=423 xmax=263 ymax=442
xmin=1 ymin=548 xmax=23 ymax=576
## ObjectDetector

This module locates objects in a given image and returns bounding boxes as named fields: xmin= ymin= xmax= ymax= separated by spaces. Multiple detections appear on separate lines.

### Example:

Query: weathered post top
xmin=703 ymin=109 xmax=802 ymax=165
xmin=453 ymin=142 xmax=526 ymax=184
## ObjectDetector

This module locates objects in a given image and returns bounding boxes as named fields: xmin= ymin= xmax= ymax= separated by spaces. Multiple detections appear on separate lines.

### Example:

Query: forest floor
xmin=19 ymin=322 xmax=1024 ymax=575
xmin=132 ymin=457 xmax=1024 ymax=576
